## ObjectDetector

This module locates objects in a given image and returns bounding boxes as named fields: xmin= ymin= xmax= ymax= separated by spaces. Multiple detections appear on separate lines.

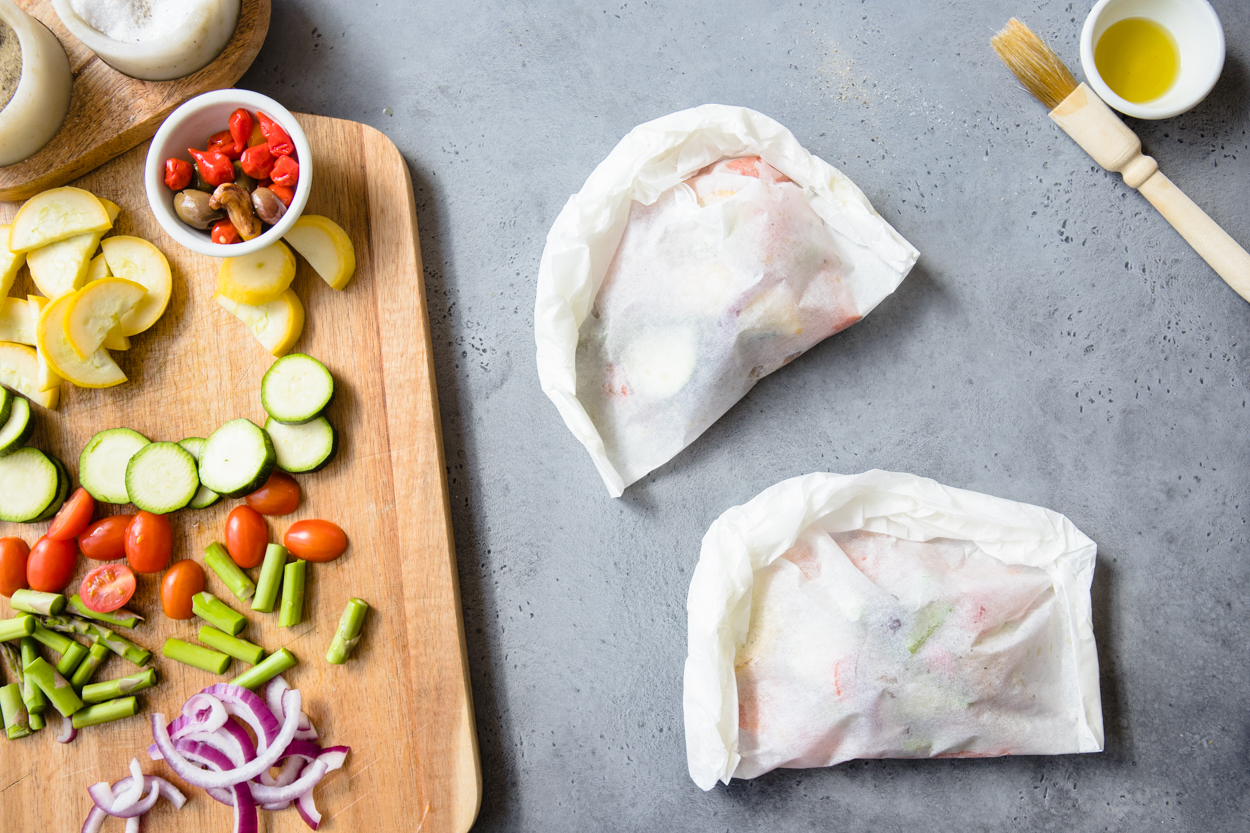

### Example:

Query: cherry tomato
xmin=245 ymin=471 xmax=301 ymax=516
xmin=165 ymin=157 xmax=193 ymax=190
xmin=239 ymin=143 xmax=275 ymax=180
xmin=268 ymin=184 xmax=294 ymax=207
xmin=47 ymin=488 xmax=95 ymax=541
xmin=270 ymin=155 xmax=299 ymax=188
xmin=225 ymin=506 xmax=268 ymax=568
xmin=79 ymin=563 xmax=136 ymax=613
xmin=27 ymin=536 xmax=77 ymax=592
xmin=211 ymin=218 xmax=240 ymax=245
xmin=229 ymin=108 xmax=253 ymax=155
xmin=0 ymin=537 xmax=30 ymax=597
xmin=125 ymin=512 xmax=172 ymax=574
xmin=207 ymin=129 xmax=242 ymax=160
xmin=77 ymin=515 xmax=133 ymax=561
xmin=188 ymin=147 xmax=235 ymax=187
xmin=284 ymin=520 xmax=348 ymax=563
xmin=256 ymin=111 xmax=294 ymax=157
xmin=160 ymin=560 xmax=205 ymax=620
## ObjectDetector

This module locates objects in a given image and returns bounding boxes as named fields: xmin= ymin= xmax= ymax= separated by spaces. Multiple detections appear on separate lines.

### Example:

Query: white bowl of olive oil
xmin=1080 ymin=0 xmax=1225 ymax=120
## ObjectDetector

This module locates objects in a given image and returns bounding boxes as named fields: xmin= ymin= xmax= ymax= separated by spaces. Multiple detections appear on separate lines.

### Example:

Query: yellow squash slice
xmin=25 ymin=201 xmax=119 ymax=299
xmin=9 ymin=187 xmax=113 ymax=253
xmin=0 ymin=297 xmax=36 ymax=345
xmin=101 ymin=236 xmax=172 ymax=336
xmin=217 ymin=240 xmax=296 ymax=305
xmin=86 ymin=252 xmax=110 ymax=282
xmin=283 ymin=215 xmax=357 ymax=290
xmin=0 ymin=226 xmax=25 ymax=296
xmin=63 ymin=278 xmax=147 ymax=359
xmin=0 ymin=342 xmax=59 ymax=409
xmin=36 ymin=292 xmax=126 ymax=389
xmin=215 ymin=289 xmax=305 ymax=357
xmin=26 ymin=296 xmax=61 ymax=393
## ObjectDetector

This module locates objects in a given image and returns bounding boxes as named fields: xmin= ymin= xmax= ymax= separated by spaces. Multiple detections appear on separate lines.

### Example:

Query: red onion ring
xmin=200 ymin=683 xmax=281 ymax=751
xmin=87 ymin=781 xmax=159 ymax=819
xmin=264 ymin=676 xmax=318 ymax=740
xmin=296 ymin=789 xmax=321 ymax=830
xmin=55 ymin=711 xmax=77 ymax=743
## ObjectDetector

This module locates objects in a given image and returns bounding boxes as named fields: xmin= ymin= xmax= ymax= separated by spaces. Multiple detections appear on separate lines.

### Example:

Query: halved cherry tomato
xmin=284 ymin=520 xmax=348 ymax=563
xmin=270 ymin=155 xmax=299 ymax=188
xmin=78 ymin=515 xmax=133 ymax=561
xmin=188 ymin=147 xmax=235 ymax=187
xmin=160 ymin=560 xmax=205 ymax=620
xmin=211 ymin=218 xmax=240 ymax=245
xmin=125 ymin=512 xmax=172 ymax=574
xmin=257 ymin=111 xmax=294 ymax=157
xmin=225 ymin=506 xmax=268 ymax=568
xmin=165 ymin=158 xmax=193 ymax=191
xmin=245 ymin=471 xmax=301 ymax=516
xmin=229 ymin=108 xmax=253 ymax=155
xmin=268 ymin=184 xmax=294 ymax=207
xmin=27 ymin=536 xmax=77 ymax=592
xmin=207 ymin=129 xmax=242 ymax=160
xmin=47 ymin=488 xmax=95 ymax=541
xmin=79 ymin=563 xmax=136 ymax=613
xmin=239 ymin=143 xmax=275 ymax=180
xmin=0 ymin=537 xmax=30 ymax=597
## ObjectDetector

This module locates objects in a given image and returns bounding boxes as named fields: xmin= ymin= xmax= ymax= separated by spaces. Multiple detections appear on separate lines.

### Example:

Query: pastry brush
xmin=992 ymin=18 xmax=1250 ymax=301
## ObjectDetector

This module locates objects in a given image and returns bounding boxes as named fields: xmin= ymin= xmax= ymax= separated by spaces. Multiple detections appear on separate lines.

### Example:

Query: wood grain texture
xmin=0 ymin=114 xmax=481 ymax=833
xmin=0 ymin=0 xmax=270 ymax=201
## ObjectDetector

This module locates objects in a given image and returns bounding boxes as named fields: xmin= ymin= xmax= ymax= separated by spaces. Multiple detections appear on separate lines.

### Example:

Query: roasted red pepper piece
xmin=270 ymin=155 xmax=299 ymax=188
xmin=188 ymin=148 xmax=235 ymax=187
xmin=164 ymin=158 xmax=193 ymax=191
xmin=228 ymin=108 xmax=253 ymax=156
xmin=268 ymin=184 xmax=294 ymax=207
xmin=256 ymin=111 xmax=295 ymax=157
xmin=239 ymin=143 xmax=275 ymax=179
xmin=211 ymin=218 xmax=240 ymax=245
xmin=207 ymin=129 xmax=241 ymax=160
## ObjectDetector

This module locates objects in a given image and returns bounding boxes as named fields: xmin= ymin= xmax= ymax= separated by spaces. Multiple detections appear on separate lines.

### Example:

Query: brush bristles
xmin=992 ymin=18 xmax=1079 ymax=111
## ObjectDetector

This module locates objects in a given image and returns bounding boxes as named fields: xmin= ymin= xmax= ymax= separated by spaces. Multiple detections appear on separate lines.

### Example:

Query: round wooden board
xmin=0 ymin=0 xmax=270 ymax=201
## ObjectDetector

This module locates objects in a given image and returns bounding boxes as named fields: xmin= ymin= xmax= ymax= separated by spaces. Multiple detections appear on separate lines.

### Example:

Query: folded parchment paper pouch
xmin=684 ymin=471 xmax=1103 ymax=789
xmin=535 ymin=105 xmax=919 ymax=496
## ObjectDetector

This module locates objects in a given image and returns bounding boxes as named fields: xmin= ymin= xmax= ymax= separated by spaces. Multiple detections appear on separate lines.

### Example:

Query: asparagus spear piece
xmin=163 ymin=638 xmax=230 ymax=674
xmin=205 ymin=542 xmax=256 ymax=601
xmin=81 ymin=668 xmax=157 ymax=704
xmin=326 ymin=598 xmax=370 ymax=664
xmin=30 ymin=625 xmax=89 ymax=676
xmin=19 ymin=639 xmax=46 ymax=715
xmin=0 ymin=683 xmax=31 ymax=739
xmin=70 ymin=641 xmax=111 ymax=689
xmin=39 ymin=617 xmax=152 ymax=666
xmin=278 ymin=560 xmax=306 ymax=628
xmin=0 ymin=644 xmax=39 ymax=730
xmin=72 ymin=696 xmax=138 ymax=728
xmin=23 ymin=657 xmax=82 ymax=716
xmin=192 ymin=592 xmax=247 ymax=636
xmin=68 ymin=595 xmax=142 ymax=629
xmin=28 ymin=710 xmax=44 ymax=731
xmin=251 ymin=543 xmax=287 ymax=613
xmin=198 ymin=626 xmax=265 ymax=665
xmin=10 ymin=590 xmax=66 ymax=616
xmin=0 ymin=614 xmax=35 ymax=642
xmin=229 ymin=648 xmax=297 ymax=690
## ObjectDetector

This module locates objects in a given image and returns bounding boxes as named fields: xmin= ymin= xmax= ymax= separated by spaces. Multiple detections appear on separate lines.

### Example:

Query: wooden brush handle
xmin=1050 ymin=83 xmax=1250 ymax=303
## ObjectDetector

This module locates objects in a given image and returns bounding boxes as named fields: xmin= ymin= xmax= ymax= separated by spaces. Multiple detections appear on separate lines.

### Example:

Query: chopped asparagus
xmin=229 ymin=648 xmax=297 ymax=690
xmin=72 ymin=696 xmax=138 ymax=729
xmin=0 ymin=615 xmax=35 ymax=642
xmin=23 ymin=657 xmax=82 ymax=717
xmin=278 ymin=560 xmax=306 ymax=628
xmin=69 ymin=595 xmax=142 ymax=629
xmin=251 ymin=543 xmax=288 ymax=613
xmin=163 ymin=638 xmax=230 ymax=675
xmin=18 ymin=639 xmax=46 ymax=715
xmin=81 ymin=668 xmax=157 ymax=704
xmin=10 ymin=590 xmax=66 ymax=616
xmin=204 ymin=542 xmax=256 ymax=601
xmin=198 ymin=626 xmax=265 ymax=665
xmin=0 ymin=683 xmax=30 ymax=739
xmin=325 ymin=598 xmax=369 ymax=664
xmin=192 ymin=592 xmax=247 ymax=636
xmin=70 ymin=641 xmax=111 ymax=689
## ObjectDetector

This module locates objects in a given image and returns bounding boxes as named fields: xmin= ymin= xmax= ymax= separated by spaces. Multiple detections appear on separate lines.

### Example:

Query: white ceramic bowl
xmin=0 ymin=0 xmax=71 ymax=166
xmin=51 ymin=0 xmax=239 ymax=82
xmin=1080 ymin=0 xmax=1225 ymax=120
xmin=145 ymin=89 xmax=312 ymax=258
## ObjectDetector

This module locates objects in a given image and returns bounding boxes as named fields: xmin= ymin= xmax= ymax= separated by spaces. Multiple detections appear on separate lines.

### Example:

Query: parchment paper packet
xmin=535 ymin=105 xmax=919 ymax=497
xmin=684 ymin=470 xmax=1103 ymax=790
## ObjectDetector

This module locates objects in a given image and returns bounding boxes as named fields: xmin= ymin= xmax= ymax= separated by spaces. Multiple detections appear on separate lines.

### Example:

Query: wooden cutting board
xmin=0 ymin=114 xmax=481 ymax=833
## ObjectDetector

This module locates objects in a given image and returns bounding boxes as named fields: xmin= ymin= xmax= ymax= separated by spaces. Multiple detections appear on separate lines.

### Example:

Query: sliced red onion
xmin=231 ymin=781 xmax=258 ymax=833
xmin=82 ymin=772 xmax=186 ymax=832
xmin=151 ymin=689 xmax=302 ymax=789
xmin=263 ymin=676 xmax=317 ymax=740
xmin=200 ymin=683 xmax=281 ymax=752
xmin=248 ymin=760 xmax=328 ymax=804
xmin=278 ymin=739 xmax=322 ymax=762
xmin=124 ymin=817 xmax=139 ymax=833
xmin=56 ymin=712 xmax=77 ymax=743
xmin=296 ymin=789 xmax=321 ymax=830
xmin=80 ymin=807 xmax=106 ymax=833
xmin=206 ymin=786 xmax=234 ymax=806
xmin=111 ymin=758 xmax=145 ymax=813
xmin=317 ymin=746 xmax=350 ymax=770
xmin=167 ymin=692 xmax=227 ymax=739
xmin=261 ymin=758 xmax=306 ymax=810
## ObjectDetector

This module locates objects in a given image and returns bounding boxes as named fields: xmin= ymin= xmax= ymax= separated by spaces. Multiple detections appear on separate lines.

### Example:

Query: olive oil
xmin=1094 ymin=17 xmax=1179 ymax=103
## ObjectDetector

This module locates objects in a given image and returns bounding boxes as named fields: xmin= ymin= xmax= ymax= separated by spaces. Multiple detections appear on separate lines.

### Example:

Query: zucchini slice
xmin=200 ymin=418 xmax=276 ymax=497
xmin=125 ymin=441 xmax=200 ymax=514
xmin=0 ymin=385 xmax=11 ymax=427
xmin=177 ymin=437 xmax=220 ymax=509
xmin=79 ymin=428 xmax=150 ymax=505
xmin=0 ymin=447 xmax=59 ymax=522
xmin=0 ymin=394 xmax=32 ymax=457
xmin=265 ymin=415 xmax=338 ymax=473
xmin=260 ymin=353 xmax=334 ymax=424
xmin=33 ymin=455 xmax=70 ymax=522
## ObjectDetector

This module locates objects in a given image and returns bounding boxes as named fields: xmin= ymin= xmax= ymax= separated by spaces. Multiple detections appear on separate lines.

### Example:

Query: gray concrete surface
xmin=243 ymin=1 xmax=1250 ymax=830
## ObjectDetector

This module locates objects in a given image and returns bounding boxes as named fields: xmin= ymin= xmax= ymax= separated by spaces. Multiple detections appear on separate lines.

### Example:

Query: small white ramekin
xmin=1080 ymin=0 xmax=1225 ymax=120
xmin=144 ymin=89 xmax=312 ymax=259
xmin=0 ymin=0 xmax=71 ymax=166
xmin=51 ymin=0 xmax=240 ymax=82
